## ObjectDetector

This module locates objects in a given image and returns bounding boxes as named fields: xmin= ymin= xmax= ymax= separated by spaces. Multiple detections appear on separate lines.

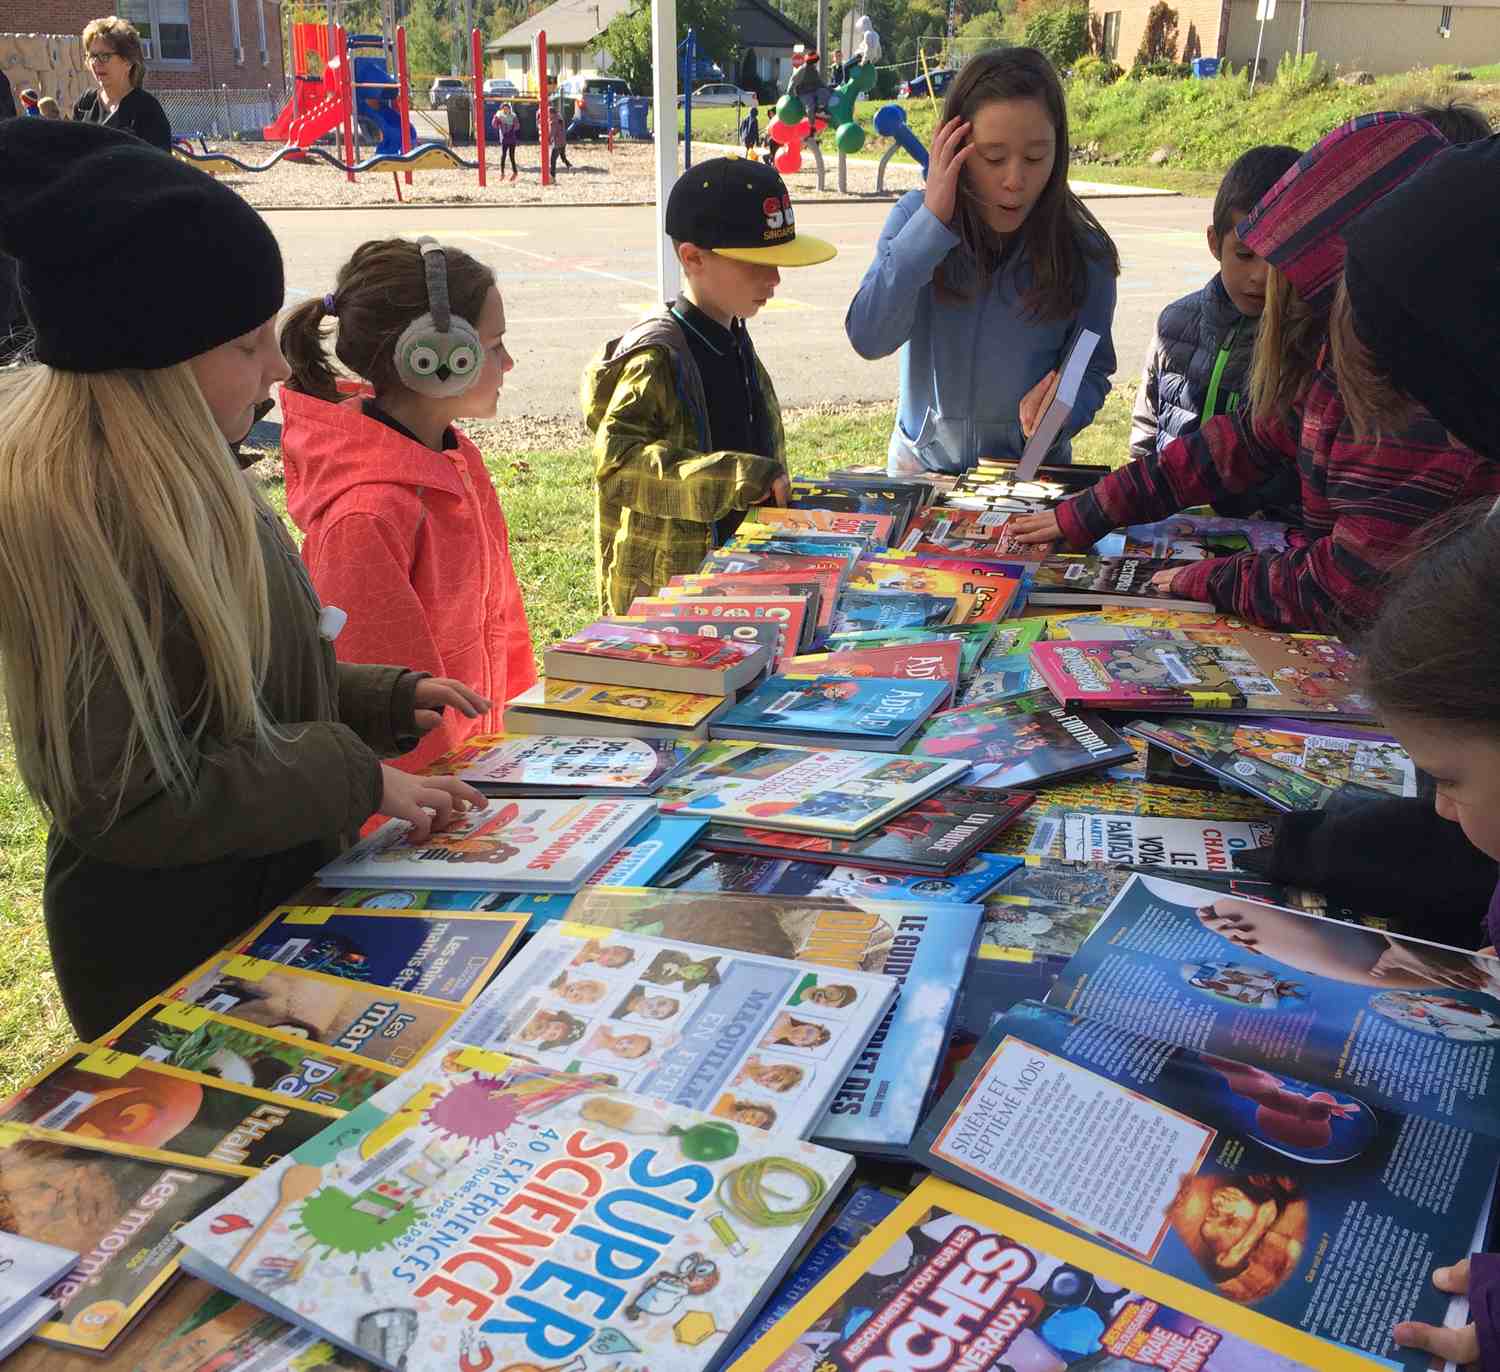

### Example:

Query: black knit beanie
xmin=1342 ymin=134 xmax=1500 ymax=461
xmin=0 ymin=120 xmax=285 ymax=372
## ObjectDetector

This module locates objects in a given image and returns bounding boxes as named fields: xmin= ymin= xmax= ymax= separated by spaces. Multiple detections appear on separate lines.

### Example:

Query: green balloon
xmin=775 ymin=92 xmax=805 ymax=126
xmin=826 ymin=93 xmax=851 ymax=125
xmin=853 ymin=61 xmax=878 ymax=93
xmin=835 ymin=121 xmax=866 ymax=154
xmin=671 ymin=1120 xmax=740 ymax=1161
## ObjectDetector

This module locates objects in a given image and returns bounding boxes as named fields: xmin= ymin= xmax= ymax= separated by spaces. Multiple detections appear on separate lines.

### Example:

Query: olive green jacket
xmin=583 ymin=308 xmax=787 ymax=614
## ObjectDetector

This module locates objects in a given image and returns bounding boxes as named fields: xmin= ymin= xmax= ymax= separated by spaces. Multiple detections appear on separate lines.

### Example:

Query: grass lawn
xmin=0 ymin=391 xmax=1134 ymax=1094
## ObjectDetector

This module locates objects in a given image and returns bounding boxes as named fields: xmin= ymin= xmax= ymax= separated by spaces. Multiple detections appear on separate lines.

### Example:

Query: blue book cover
xmin=659 ymin=847 xmax=1019 ymax=904
xmin=714 ymin=674 xmax=949 ymax=741
xmin=725 ymin=1184 xmax=904 ymax=1364
xmin=833 ymin=590 xmax=957 ymax=634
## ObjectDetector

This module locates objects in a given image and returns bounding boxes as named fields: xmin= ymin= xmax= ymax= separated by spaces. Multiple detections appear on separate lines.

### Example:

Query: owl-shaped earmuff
xmin=394 ymin=237 xmax=484 ymax=397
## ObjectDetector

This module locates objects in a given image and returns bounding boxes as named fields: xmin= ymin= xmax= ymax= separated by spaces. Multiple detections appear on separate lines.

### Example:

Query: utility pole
xmin=1296 ymin=0 xmax=1309 ymax=56
xmin=816 ymin=0 xmax=828 ymax=70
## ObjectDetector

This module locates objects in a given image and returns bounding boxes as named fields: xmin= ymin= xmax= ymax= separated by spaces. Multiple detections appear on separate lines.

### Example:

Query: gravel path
xmin=192 ymin=138 xmax=923 ymax=209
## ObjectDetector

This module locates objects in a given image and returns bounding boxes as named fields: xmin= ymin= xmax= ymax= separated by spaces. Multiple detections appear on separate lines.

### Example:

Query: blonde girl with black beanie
xmin=0 ymin=121 xmax=490 ymax=1038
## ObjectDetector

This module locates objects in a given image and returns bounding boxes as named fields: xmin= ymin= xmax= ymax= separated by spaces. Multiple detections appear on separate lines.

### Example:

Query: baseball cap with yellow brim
xmin=665 ymin=156 xmax=836 ymax=268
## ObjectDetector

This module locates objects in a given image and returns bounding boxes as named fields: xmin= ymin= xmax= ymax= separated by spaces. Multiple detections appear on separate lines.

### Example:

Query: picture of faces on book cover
xmin=506 ymin=937 xmax=878 ymax=1134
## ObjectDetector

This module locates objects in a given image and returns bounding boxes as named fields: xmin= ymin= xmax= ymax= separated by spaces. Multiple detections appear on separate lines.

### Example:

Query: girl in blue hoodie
xmin=846 ymin=48 xmax=1120 ymax=476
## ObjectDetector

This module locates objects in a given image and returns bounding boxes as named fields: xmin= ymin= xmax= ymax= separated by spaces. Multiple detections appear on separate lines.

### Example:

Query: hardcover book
xmin=743 ymin=506 xmax=895 ymax=544
xmin=504 ymin=678 xmax=730 ymax=739
xmin=709 ymin=674 xmax=951 ymax=752
xmin=1061 ymin=812 xmax=1276 ymax=870
xmin=784 ymin=638 xmax=963 ymax=705
xmin=627 ymin=595 xmax=813 ymax=655
xmin=849 ymin=560 xmax=1021 ymax=621
xmin=425 ymin=732 xmax=698 ymax=797
xmin=624 ymin=614 xmax=789 ymax=670
xmin=831 ymin=589 xmax=959 ymax=635
xmin=823 ymin=624 xmax=995 ymax=677
xmin=544 ymin=624 xmax=766 ymax=694
xmin=1027 ymin=555 xmax=1214 ymax=612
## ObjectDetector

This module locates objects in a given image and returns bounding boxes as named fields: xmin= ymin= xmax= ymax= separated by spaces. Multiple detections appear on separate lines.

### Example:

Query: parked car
xmin=678 ymin=81 xmax=755 ymax=107
xmin=898 ymin=68 xmax=955 ymax=98
xmin=429 ymin=75 xmax=468 ymax=108
xmin=483 ymin=78 xmax=518 ymax=98
xmin=560 ymin=75 xmax=631 ymax=129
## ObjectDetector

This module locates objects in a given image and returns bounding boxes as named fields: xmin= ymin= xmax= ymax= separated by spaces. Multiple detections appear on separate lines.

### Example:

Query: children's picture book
xmin=849 ymin=561 xmax=1022 ymax=621
xmin=1101 ymin=513 xmax=1291 ymax=560
xmin=1032 ymin=631 xmax=1375 ymax=718
xmin=785 ymin=637 xmax=963 ymax=705
xmin=425 ymin=732 xmax=698 ymax=797
xmin=544 ymin=623 xmax=767 ymax=695
xmin=1127 ymin=716 xmax=1417 ymax=812
xmin=695 ymin=786 xmax=1032 ymax=874
xmin=956 ymin=653 xmax=1044 ymax=705
xmin=1044 ymin=607 xmax=1254 ymax=635
xmin=102 ymin=998 xmax=398 ymax=1113
xmin=439 ymin=922 xmax=898 ymax=1142
xmin=789 ymin=479 xmax=925 ymax=537
xmin=698 ymin=549 xmax=852 ymax=581
xmin=624 ymin=614 xmax=789 ymax=670
xmin=1061 ymin=812 xmax=1275 ymax=870
xmin=726 ymin=1174 xmax=1357 ymax=1372
xmin=583 ymin=815 xmax=707 ymax=890
xmin=665 ymin=573 xmax=835 ymax=631
xmin=725 ymin=1184 xmax=903 ymax=1364
xmin=504 ymin=678 xmax=730 ymax=739
xmin=654 ymin=740 xmax=972 ymax=838
xmin=722 ymin=531 xmax=871 ymax=570
xmin=177 ymin=1050 xmax=855 ymax=1372
xmin=317 ymin=798 xmax=657 ymax=894
xmin=0 ymin=1231 xmax=77 ymax=1362
xmin=825 ymin=623 xmax=994 ymax=678
xmin=0 ymin=1128 xmax=239 ymax=1353
xmin=549 ymin=890 xmax=978 ymax=1152
xmin=709 ymin=674 xmax=951 ymax=752
xmin=1027 ymin=555 xmax=1215 ymax=612
xmin=232 ymin=905 xmax=526 ymax=1006
xmin=908 ymin=687 xmax=1136 ymax=790
xmin=131 ymin=1290 xmax=378 ymax=1372
xmin=628 ymin=594 xmax=813 ymax=655
xmin=1014 ymin=326 xmax=1102 ymax=479
xmin=986 ymin=615 xmax=1050 ymax=657
xmin=897 ymin=505 xmax=1044 ymax=560
xmin=167 ymin=953 xmax=456 ymax=1067
xmin=744 ymin=506 xmax=895 ymax=544
xmin=658 ymin=847 xmax=1017 ymax=905
xmin=831 ymin=589 xmax=958 ymax=635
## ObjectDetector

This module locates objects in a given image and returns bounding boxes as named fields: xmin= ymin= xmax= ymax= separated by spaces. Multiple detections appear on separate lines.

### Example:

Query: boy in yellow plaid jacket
xmin=584 ymin=158 xmax=835 ymax=613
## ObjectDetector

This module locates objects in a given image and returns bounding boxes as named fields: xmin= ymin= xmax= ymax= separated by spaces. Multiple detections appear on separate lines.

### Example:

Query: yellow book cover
xmin=512 ymin=676 xmax=724 ymax=726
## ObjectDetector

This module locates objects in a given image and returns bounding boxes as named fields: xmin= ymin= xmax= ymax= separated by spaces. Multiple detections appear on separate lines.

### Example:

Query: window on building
xmin=121 ymin=0 xmax=193 ymax=60
xmin=256 ymin=0 xmax=270 ymax=65
xmin=1102 ymin=10 xmax=1122 ymax=59
xmin=1438 ymin=5 xmax=1453 ymax=35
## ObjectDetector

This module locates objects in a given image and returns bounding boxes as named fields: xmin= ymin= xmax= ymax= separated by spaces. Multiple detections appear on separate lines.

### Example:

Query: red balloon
xmin=766 ymin=118 xmax=795 ymax=144
xmin=774 ymin=146 xmax=802 ymax=174
xmin=792 ymin=118 xmax=812 ymax=138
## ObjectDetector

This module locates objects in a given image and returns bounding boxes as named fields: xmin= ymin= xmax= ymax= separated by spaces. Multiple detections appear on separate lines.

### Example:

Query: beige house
xmin=483 ymin=0 xmax=631 ymax=89
xmin=1093 ymin=0 xmax=1500 ymax=74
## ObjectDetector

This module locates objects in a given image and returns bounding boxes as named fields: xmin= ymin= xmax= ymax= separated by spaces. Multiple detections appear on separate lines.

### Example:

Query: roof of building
xmin=732 ymin=0 xmax=814 ymax=49
xmin=486 ymin=0 xmax=633 ymax=52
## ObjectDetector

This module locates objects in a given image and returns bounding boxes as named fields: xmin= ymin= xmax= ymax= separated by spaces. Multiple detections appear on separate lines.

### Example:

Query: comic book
xmin=897 ymin=505 xmax=1045 ymax=560
xmin=0 ymin=1231 xmax=75 ymax=1361
xmin=723 ymin=1175 xmax=1369 ymax=1372
xmin=316 ymin=798 xmax=657 ymax=894
xmin=623 ymin=615 xmax=789 ymax=671
xmin=1031 ymin=632 xmax=1375 ymax=719
xmin=663 ymin=573 xmax=836 ymax=631
xmin=657 ymin=847 xmax=1018 ymax=905
xmin=848 ymin=561 xmax=1022 ymax=622
xmin=1126 ymin=716 xmax=1417 ymax=812
xmin=484 ymin=890 xmax=977 ymax=1153
xmin=0 ymin=1127 xmax=239 ymax=1353
xmin=785 ymin=637 xmax=963 ymax=705
xmin=628 ymin=595 xmax=814 ymax=656
xmin=424 ymin=733 xmax=699 ymax=797
xmin=1061 ymin=812 xmax=1276 ymax=870
xmin=504 ymin=678 xmax=731 ymax=739
xmin=1043 ymin=607 xmax=1255 ymax=636
xmin=986 ymin=616 xmax=1051 ymax=657
xmin=1098 ymin=513 xmax=1291 ymax=560
xmin=823 ymin=624 xmax=994 ymax=679
xmin=229 ymin=905 xmax=527 ymax=1006
xmin=694 ymin=786 xmax=1034 ymax=874
xmin=653 ymin=740 xmax=971 ymax=838
xmin=579 ymin=816 xmax=707 ymax=891
xmin=0 ymin=1045 xmax=341 ymax=1176
xmin=743 ymin=507 xmax=896 ymax=544
xmin=710 ymin=674 xmax=951 ymax=752
xmin=907 ymin=688 xmax=1136 ymax=790
xmin=697 ymin=550 xmax=853 ymax=582
xmin=102 ymin=999 xmax=399 ymax=1113
xmin=177 ymin=1050 xmax=854 ymax=1372
xmin=1026 ymin=556 xmax=1215 ymax=612
xmin=831 ymin=590 xmax=961 ymax=635
xmin=544 ymin=624 xmax=767 ymax=695
xmin=165 ymin=953 xmax=456 ymax=1068
xmin=721 ymin=532 xmax=872 ymax=570
xmin=957 ymin=653 xmax=1045 ymax=705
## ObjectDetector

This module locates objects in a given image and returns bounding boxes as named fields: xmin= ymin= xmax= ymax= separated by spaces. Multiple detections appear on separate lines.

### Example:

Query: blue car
xmin=898 ymin=68 xmax=956 ymax=98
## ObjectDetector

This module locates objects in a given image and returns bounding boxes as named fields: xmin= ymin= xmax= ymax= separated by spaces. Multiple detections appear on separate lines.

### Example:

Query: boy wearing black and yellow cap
xmin=584 ymin=157 xmax=836 ymax=614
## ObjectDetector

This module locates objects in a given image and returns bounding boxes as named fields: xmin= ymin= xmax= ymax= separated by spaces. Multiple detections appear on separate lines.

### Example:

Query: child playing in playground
xmin=583 ymin=157 xmax=835 ymax=613
xmin=1010 ymin=112 xmax=1500 ymax=635
xmin=0 ymin=121 xmax=487 ymax=1038
xmin=279 ymin=237 xmax=536 ymax=775
xmin=492 ymin=101 xmax=520 ymax=181
xmin=1129 ymin=143 xmax=1301 ymax=519
xmin=846 ymin=47 xmax=1120 ymax=475
xmin=550 ymin=95 xmax=571 ymax=176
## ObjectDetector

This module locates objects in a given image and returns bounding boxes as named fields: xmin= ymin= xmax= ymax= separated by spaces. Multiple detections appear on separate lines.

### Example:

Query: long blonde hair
xmin=1249 ymin=266 xmax=1328 ymax=430
xmin=0 ymin=362 xmax=275 ymax=825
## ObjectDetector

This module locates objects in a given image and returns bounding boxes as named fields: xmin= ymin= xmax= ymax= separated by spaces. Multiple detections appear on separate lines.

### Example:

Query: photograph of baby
xmin=733 ymin=1053 xmax=811 ymax=1095
xmin=570 ymin=938 xmax=639 ymax=972
xmin=581 ymin=1023 xmax=665 ymax=1065
xmin=786 ymin=973 xmax=863 ymax=1016
xmin=711 ymin=1093 xmax=782 ymax=1132
xmin=515 ymin=1006 xmax=589 ymax=1053
xmin=761 ymin=1011 xmax=839 ymax=1058
xmin=547 ymin=972 xmax=612 ymax=1007
xmin=610 ymin=985 xmax=685 ymax=1025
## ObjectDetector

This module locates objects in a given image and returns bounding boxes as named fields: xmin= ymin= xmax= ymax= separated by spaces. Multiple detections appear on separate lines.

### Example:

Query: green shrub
xmin=1274 ymin=50 xmax=1328 ymax=94
xmin=1023 ymin=4 xmax=1090 ymax=69
xmin=1130 ymin=56 xmax=1189 ymax=80
xmin=1074 ymin=54 xmax=1122 ymax=84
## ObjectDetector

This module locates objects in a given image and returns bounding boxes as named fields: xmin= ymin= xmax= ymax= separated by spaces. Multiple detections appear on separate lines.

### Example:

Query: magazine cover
xmin=230 ymin=905 xmax=526 ymax=1006
xmin=908 ymin=688 xmax=1136 ymax=789
xmin=1044 ymin=608 xmax=1254 ymax=636
xmin=897 ymin=506 xmax=1041 ymax=560
xmin=725 ymin=1175 xmax=1373 ymax=1372
xmin=1126 ymin=717 xmax=1417 ymax=812
xmin=915 ymin=1002 xmax=1494 ymax=1370
xmin=695 ymin=787 xmax=1034 ymax=874
xmin=426 ymin=733 xmax=699 ymax=796
xmin=832 ymin=590 xmax=959 ymax=634
xmin=0 ymin=1046 xmax=341 ymax=1176
xmin=710 ymin=674 xmax=950 ymax=751
xmin=103 ymin=999 xmax=398 ymax=1112
xmin=0 ymin=1231 xmax=76 ymax=1360
xmin=1061 ymin=812 xmax=1276 ymax=870
xmin=0 ymin=1128 xmax=238 ymax=1353
xmin=658 ymin=848 xmax=1017 ymax=905
xmin=316 ymin=798 xmax=657 ymax=894
xmin=167 ymin=953 xmax=455 ymax=1068
xmin=177 ymin=1051 xmax=854 ymax=1372
xmin=785 ymin=639 xmax=963 ymax=705
xmin=440 ymin=923 xmax=898 ymax=1141
xmin=543 ymin=891 xmax=979 ymax=1152
xmin=745 ymin=507 xmax=895 ymax=543
xmin=654 ymin=741 xmax=971 ymax=838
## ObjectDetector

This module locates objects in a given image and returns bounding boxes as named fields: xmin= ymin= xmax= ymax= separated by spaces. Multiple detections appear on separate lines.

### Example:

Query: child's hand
xmin=1007 ymin=511 xmax=1063 ymax=547
xmin=414 ymin=677 xmax=493 ymax=733
xmin=1148 ymin=568 xmax=1182 ymax=596
xmin=1020 ymin=370 xmax=1060 ymax=440
xmin=754 ymin=475 xmax=790 ymax=507
xmin=923 ymin=117 xmax=974 ymax=225
xmin=1393 ymin=1260 xmax=1479 ymax=1367
xmin=378 ymin=768 xmax=486 ymax=843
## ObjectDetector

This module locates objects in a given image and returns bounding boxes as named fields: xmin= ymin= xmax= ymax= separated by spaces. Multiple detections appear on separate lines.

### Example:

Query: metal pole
xmin=683 ymin=28 xmax=694 ymax=171
xmin=650 ymin=0 xmax=679 ymax=303
xmin=816 ymin=0 xmax=829 ymax=77
xmin=471 ymin=26 xmax=486 ymax=186
xmin=1251 ymin=14 xmax=1265 ymax=87
xmin=537 ymin=29 xmax=551 ymax=185
xmin=338 ymin=23 xmax=357 ymax=180
xmin=1296 ymin=0 xmax=1309 ymax=56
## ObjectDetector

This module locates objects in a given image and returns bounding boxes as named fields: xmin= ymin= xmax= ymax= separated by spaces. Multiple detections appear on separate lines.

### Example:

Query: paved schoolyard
xmin=262 ymin=193 xmax=1215 ymax=421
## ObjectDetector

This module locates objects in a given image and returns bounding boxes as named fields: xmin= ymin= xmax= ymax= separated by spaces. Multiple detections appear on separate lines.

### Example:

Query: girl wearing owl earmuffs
xmin=279 ymin=237 xmax=537 ymax=775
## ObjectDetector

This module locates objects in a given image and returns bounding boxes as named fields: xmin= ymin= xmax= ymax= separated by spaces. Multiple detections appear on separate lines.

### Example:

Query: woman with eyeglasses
xmin=73 ymin=16 xmax=171 ymax=151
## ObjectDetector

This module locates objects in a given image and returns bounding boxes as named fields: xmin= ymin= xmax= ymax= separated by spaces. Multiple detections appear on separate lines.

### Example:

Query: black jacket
xmin=73 ymin=86 xmax=172 ymax=152
xmin=0 ymin=70 xmax=16 ymax=120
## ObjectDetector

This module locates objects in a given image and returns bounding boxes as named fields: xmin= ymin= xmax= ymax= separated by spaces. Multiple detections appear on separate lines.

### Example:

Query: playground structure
xmin=264 ymin=23 xmax=415 ymax=156
xmin=873 ymin=103 xmax=931 ymax=192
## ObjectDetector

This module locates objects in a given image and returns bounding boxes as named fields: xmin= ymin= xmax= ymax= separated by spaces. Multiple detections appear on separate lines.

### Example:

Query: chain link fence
xmin=156 ymin=85 xmax=289 ymax=141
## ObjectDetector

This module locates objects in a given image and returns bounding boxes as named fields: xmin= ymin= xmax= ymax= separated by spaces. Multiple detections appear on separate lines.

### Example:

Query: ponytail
xmin=279 ymin=297 xmax=342 ymax=402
